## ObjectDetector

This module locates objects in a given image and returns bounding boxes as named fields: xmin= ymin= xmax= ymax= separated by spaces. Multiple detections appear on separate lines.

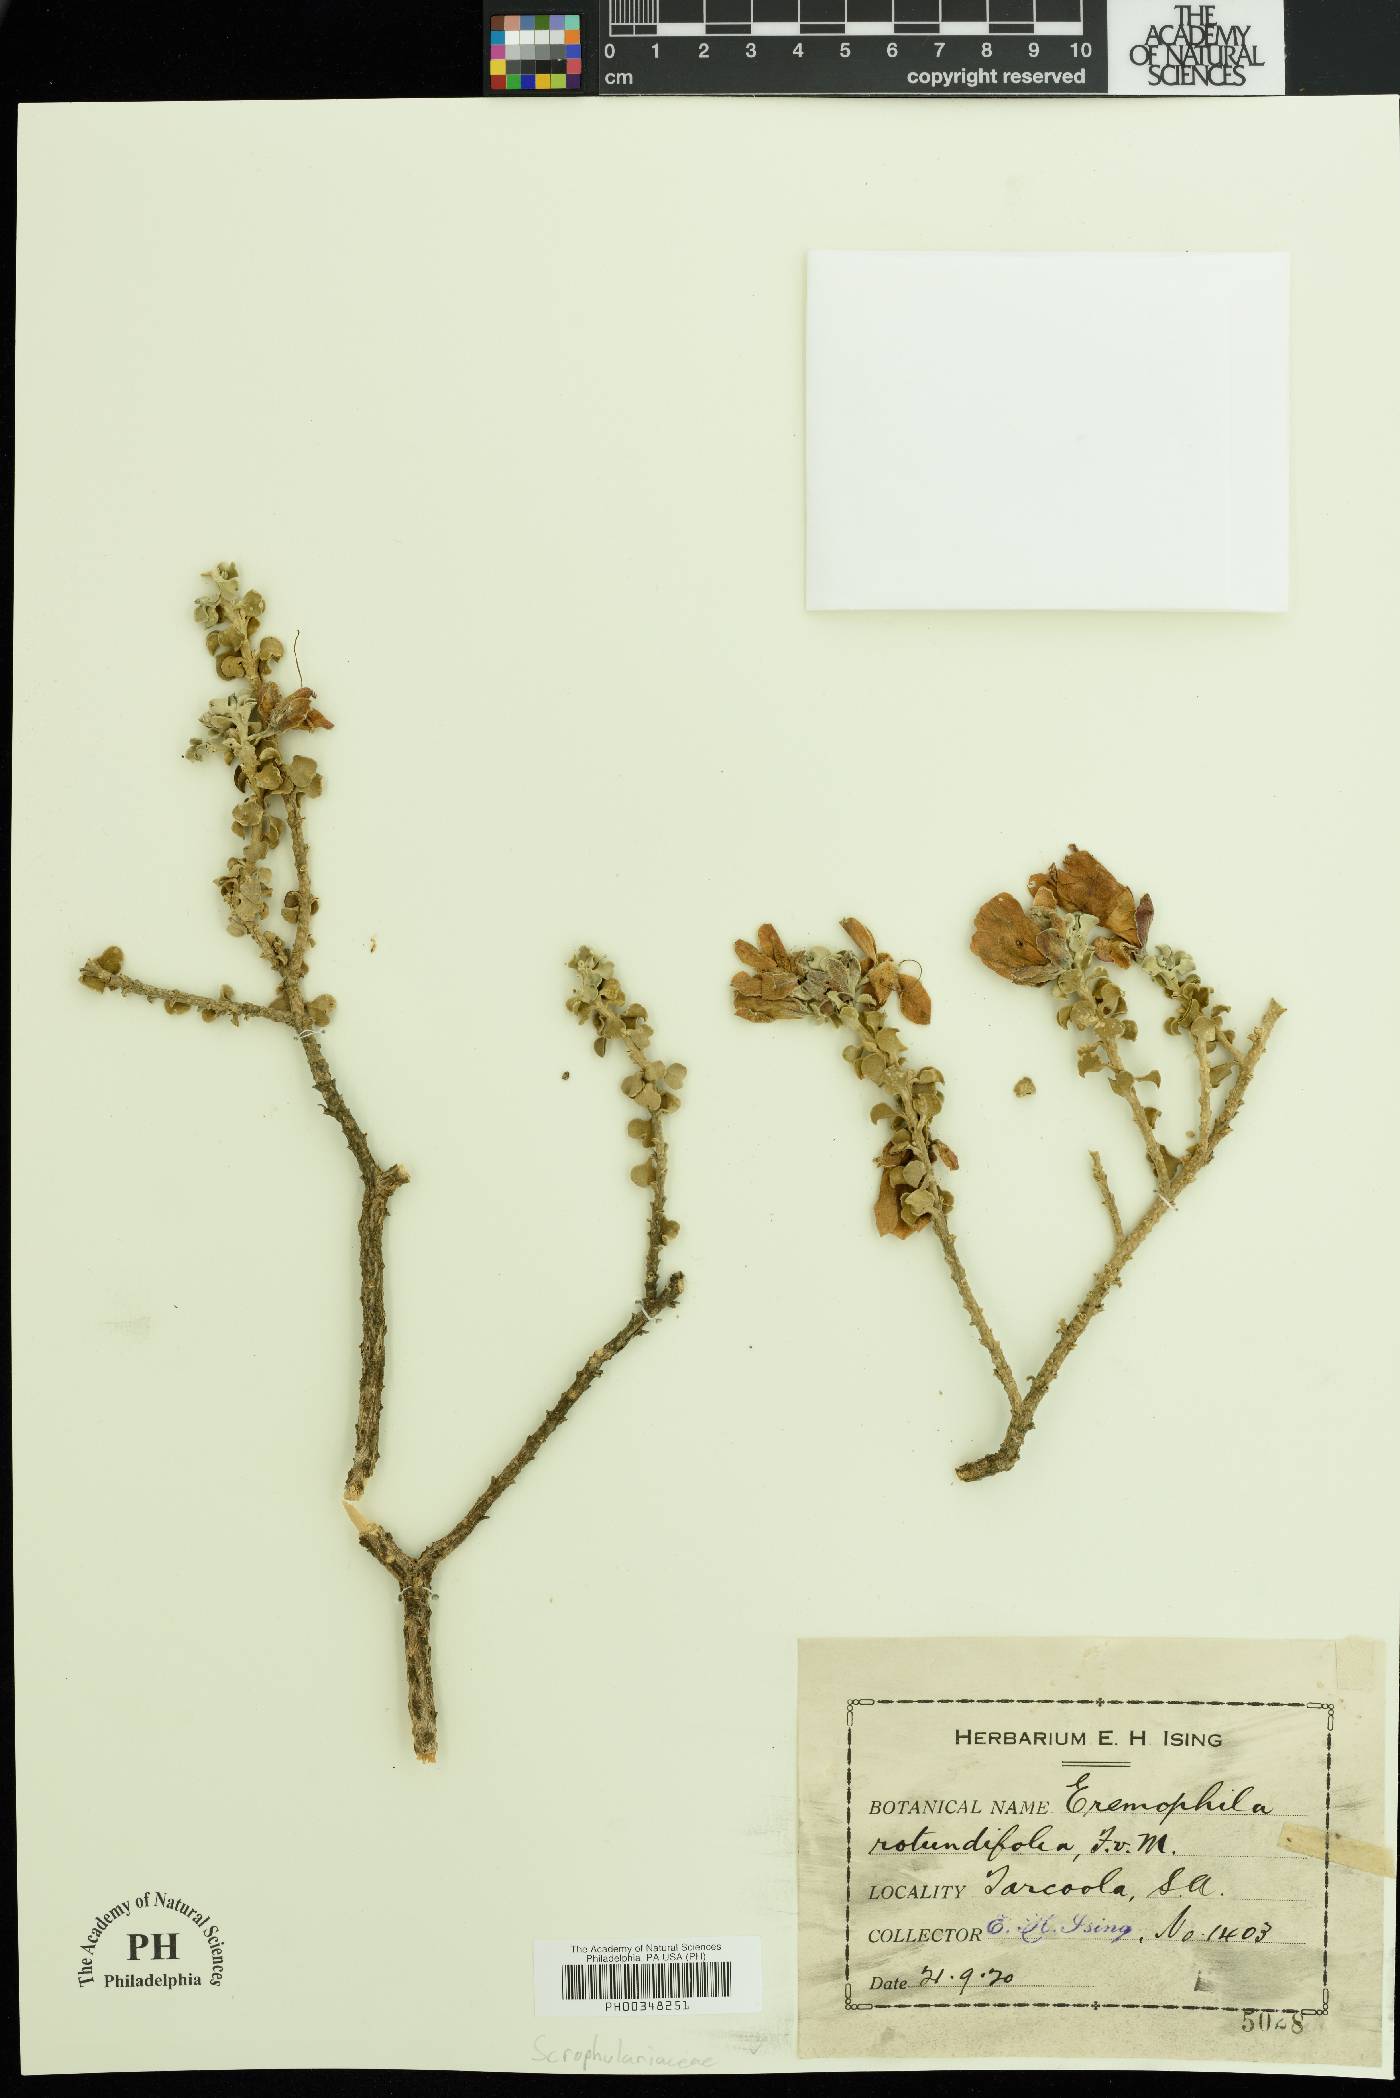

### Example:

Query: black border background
xmin=2 ymin=0 xmax=1396 ymax=2090
xmin=2 ymin=0 xmax=1397 ymax=98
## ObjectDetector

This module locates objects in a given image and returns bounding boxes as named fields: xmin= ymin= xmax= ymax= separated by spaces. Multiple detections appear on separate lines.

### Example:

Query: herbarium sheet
xmin=14 ymin=93 xmax=1398 ymax=2075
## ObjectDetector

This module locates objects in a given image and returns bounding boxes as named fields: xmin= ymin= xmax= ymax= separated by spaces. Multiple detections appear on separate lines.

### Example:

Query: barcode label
xmin=535 ymin=1937 xmax=761 ymax=2018
xmin=561 ymin=1957 xmax=732 ymax=2002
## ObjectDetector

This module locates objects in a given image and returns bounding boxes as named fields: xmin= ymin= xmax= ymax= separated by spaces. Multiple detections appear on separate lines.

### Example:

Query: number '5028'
xmin=1240 ymin=2011 xmax=1305 ymax=2034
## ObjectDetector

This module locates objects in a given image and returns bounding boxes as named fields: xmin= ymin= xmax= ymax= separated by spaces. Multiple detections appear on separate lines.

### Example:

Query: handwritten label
xmin=798 ymin=1640 xmax=1386 ymax=2068
xmin=852 ymin=1698 xmax=1320 ymax=2008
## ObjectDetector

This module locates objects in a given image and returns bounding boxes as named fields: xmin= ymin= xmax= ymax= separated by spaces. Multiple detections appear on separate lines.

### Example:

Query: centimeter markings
xmin=608 ymin=4 xmax=1087 ymax=30
xmin=599 ymin=0 xmax=1106 ymax=90
xmin=597 ymin=1 xmax=1106 ymax=91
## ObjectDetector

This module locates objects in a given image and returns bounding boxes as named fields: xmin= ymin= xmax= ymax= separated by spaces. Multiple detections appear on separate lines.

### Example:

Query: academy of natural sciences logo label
xmin=1129 ymin=3 xmax=1266 ymax=86
xmin=78 ymin=1889 xmax=226 ymax=1990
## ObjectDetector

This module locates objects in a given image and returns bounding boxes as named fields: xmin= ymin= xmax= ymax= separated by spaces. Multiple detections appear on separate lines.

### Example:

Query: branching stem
xmin=256 ymin=788 xmax=412 ymax=1502
xmin=1102 ymin=1034 xmax=1172 ymax=1191
xmin=85 ymin=567 xmax=685 ymax=1766
xmin=348 ymin=963 xmax=684 ymax=1761
xmin=956 ymin=999 xmax=1283 ymax=1480
xmin=107 ymin=970 xmax=292 ymax=1026
xmin=348 ymin=1273 xmax=685 ymax=1762
xmin=1193 ymin=1030 xmax=1213 ymax=1146
xmin=891 ymin=1079 xmax=1023 ymax=1421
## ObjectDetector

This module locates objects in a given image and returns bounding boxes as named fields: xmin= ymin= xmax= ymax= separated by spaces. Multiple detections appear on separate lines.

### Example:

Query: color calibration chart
xmin=490 ymin=14 xmax=584 ymax=91
xmin=599 ymin=0 xmax=1106 ymax=91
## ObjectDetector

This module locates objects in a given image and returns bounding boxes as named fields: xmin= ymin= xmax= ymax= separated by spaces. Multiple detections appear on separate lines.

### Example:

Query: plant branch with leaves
xmin=347 ymin=951 xmax=684 ymax=1762
xmin=81 ymin=566 xmax=685 ymax=1762
xmin=731 ymin=849 xmax=1281 ymax=1482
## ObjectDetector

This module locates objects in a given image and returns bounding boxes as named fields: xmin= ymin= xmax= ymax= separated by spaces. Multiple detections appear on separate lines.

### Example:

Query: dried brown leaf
xmin=841 ymin=916 xmax=878 ymax=962
xmin=896 ymin=972 xmax=932 ymax=1026
xmin=1034 ymin=846 xmax=1145 ymax=948
xmin=877 ymin=1172 xmax=925 ymax=1238
xmin=755 ymin=924 xmax=792 ymax=969
xmin=1092 ymin=936 xmax=1138 ymax=970
xmin=867 ymin=958 xmax=898 ymax=1006
xmin=971 ymin=894 xmax=1061 ymax=986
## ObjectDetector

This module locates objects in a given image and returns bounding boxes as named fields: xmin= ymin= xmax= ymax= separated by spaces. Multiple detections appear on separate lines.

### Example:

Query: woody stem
xmin=854 ymin=1010 xmax=1025 ymax=1425
xmin=1102 ymin=1034 xmax=1171 ymax=1191
xmin=956 ymin=999 xmax=1282 ymax=1481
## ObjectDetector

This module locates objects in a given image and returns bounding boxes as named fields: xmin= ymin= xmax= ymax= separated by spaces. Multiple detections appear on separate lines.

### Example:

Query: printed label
xmin=1108 ymin=0 xmax=1285 ymax=95
xmin=534 ymin=1937 xmax=761 ymax=2017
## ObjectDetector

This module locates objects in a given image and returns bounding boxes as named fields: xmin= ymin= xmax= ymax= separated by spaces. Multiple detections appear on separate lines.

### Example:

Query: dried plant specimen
xmin=81 ymin=565 xmax=684 ymax=1761
xmin=731 ymin=858 xmax=1281 ymax=1482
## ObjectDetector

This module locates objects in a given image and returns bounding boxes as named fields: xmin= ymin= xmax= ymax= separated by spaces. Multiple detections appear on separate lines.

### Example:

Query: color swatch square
xmin=489 ymin=13 xmax=582 ymax=91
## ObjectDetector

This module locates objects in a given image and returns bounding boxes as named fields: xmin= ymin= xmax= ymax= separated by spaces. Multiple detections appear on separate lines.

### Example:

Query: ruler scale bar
xmin=597 ymin=0 xmax=1104 ymax=88
xmin=612 ymin=23 xmax=1087 ymax=29
xmin=610 ymin=9 xmax=1085 ymax=29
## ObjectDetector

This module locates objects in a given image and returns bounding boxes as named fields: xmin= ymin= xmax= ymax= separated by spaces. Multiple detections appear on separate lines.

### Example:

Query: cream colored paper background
xmin=13 ymin=96 xmax=1399 ymax=2075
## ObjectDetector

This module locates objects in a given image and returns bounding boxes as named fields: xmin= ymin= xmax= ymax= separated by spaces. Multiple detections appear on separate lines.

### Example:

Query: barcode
xmin=560 ymin=1958 xmax=734 ymax=2003
xmin=535 ymin=1937 xmax=760 ymax=2017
